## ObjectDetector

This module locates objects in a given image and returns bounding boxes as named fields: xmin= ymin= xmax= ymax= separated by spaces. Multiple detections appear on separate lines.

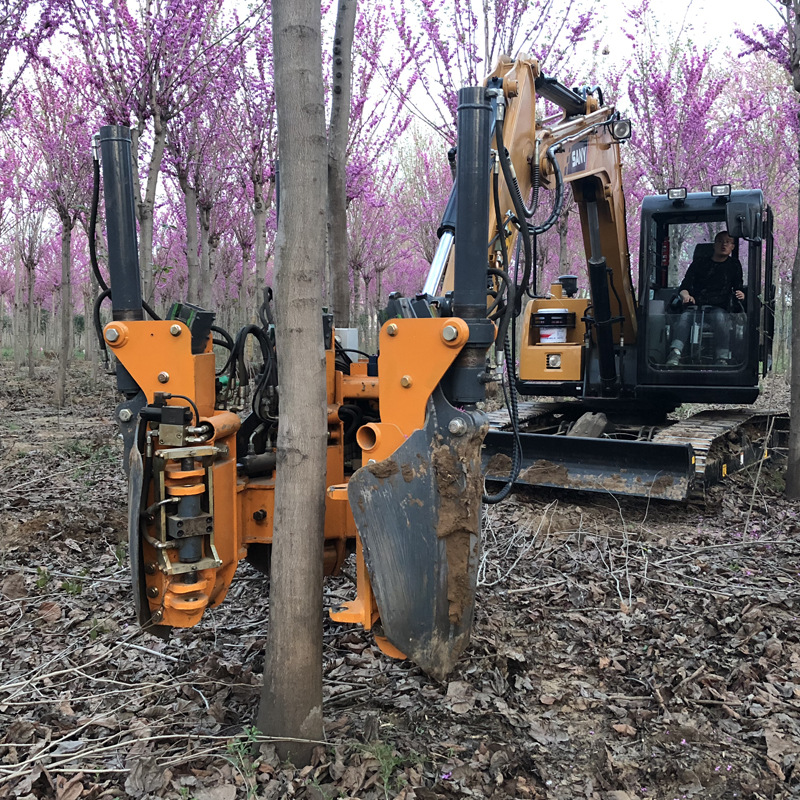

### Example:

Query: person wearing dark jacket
xmin=666 ymin=231 xmax=744 ymax=366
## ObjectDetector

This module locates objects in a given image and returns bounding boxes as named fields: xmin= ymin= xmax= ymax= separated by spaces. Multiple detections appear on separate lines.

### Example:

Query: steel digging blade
xmin=127 ymin=445 xmax=152 ymax=628
xmin=348 ymin=390 xmax=487 ymax=680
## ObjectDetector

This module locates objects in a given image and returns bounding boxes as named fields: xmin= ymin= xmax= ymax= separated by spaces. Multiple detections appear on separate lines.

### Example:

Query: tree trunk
xmin=199 ymin=206 xmax=211 ymax=310
xmin=785 ymin=188 xmax=800 ymax=497
xmin=254 ymin=177 xmax=268 ymax=296
xmin=26 ymin=263 xmax=34 ymax=381
xmin=180 ymin=175 xmax=201 ymax=305
xmin=132 ymin=123 xmax=167 ymax=306
xmin=240 ymin=244 xmax=252 ymax=330
xmin=208 ymin=233 xmax=219 ymax=313
xmin=328 ymin=0 xmax=357 ymax=327
xmin=257 ymin=0 xmax=327 ymax=766
xmin=13 ymin=261 xmax=23 ymax=371
xmin=784 ymin=31 xmax=800 ymax=497
xmin=558 ymin=218 xmax=569 ymax=278
xmin=56 ymin=220 xmax=73 ymax=407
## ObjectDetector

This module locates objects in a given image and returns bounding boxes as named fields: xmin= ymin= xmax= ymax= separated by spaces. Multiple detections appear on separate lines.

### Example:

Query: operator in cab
xmin=666 ymin=230 xmax=745 ymax=367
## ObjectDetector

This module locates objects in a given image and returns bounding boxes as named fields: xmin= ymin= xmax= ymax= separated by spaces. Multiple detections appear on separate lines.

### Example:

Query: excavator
xmin=421 ymin=55 xmax=781 ymax=502
xmin=95 ymin=53 xmax=779 ymax=679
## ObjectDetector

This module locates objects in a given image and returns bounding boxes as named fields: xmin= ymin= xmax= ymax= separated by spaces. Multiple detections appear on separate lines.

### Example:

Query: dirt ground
xmin=0 ymin=363 xmax=798 ymax=800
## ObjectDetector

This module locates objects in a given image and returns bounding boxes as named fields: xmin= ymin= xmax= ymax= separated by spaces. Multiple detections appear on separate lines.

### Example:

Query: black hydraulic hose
xmin=486 ymin=267 xmax=511 ymax=317
xmin=211 ymin=324 xmax=234 ymax=350
xmin=607 ymin=269 xmax=625 ymax=330
xmin=89 ymin=152 xmax=109 ymax=293
xmin=93 ymin=288 xmax=111 ymax=363
xmin=340 ymin=348 xmax=372 ymax=359
xmin=488 ymin=163 xmax=511 ymax=321
xmin=166 ymin=393 xmax=200 ymax=426
xmin=93 ymin=288 xmax=161 ymax=367
xmin=529 ymin=144 xmax=565 ymax=236
xmin=530 ymin=142 xmax=541 ymax=221
xmin=483 ymin=335 xmax=522 ymax=504
xmin=142 ymin=300 xmax=160 ymax=321
xmin=525 ymin=231 xmax=541 ymax=298
xmin=495 ymin=117 xmax=532 ymax=298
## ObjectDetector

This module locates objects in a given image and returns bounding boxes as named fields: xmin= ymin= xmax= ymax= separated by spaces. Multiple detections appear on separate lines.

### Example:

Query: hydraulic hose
xmin=528 ymin=144 xmax=565 ymax=236
xmin=495 ymin=115 xmax=533 ymax=298
xmin=482 ymin=335 xmax=522 ymax=504
xmin=89 ymin=141 xmax=109 ymax=294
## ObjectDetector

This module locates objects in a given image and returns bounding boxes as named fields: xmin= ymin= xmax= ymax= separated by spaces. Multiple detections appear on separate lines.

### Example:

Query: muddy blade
xmin=127 ymin=446 xmax=152 ymax=628
xmin=483 ymin=430 xmax=695 ymax=501
xmin=348 ymin=395 xmax=485 ymax=681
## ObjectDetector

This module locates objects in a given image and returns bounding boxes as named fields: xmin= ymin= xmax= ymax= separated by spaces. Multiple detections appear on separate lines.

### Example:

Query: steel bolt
xmin=151 ymin=610 xmax=163 ymax=623
xmin=157 ymin=372 xmax=170 ymax=384
xmin=400 ymin=375 xmax=413 ymax=388
xmin=144 ymin=563 xmax=157 ymax=575
xmin=448 ymin=418 xmax=468 ymax=436
xmin=253 ymin=509 xmax=267 ymax=522
xmin=118 ymin=408 xmax=133 ymax=423
xmin=170 ymin=324 xmax=182 ymax=336
xmin=442 ymin=324 xmax=459 ymax=342
xmin=105 ymin=327 xmax=120 ymax=343
xmin=386 ymin=323 xmax=399 ymax=337
xmin=146 ymin=586 xmax=159 ymax=598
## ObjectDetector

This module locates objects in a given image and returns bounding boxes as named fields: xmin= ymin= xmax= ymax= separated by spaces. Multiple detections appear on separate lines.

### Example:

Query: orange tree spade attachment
xmin=95 ymin=90 xmax=495 ymax=681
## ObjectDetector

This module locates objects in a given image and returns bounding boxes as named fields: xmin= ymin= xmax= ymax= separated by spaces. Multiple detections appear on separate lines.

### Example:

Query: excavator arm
xmin=431 ymin=55 xmax=635 ymax=383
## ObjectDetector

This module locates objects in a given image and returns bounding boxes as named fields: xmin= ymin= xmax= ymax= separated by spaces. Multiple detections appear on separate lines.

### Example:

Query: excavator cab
xmin=636 ymin=189 xmax=774 ymax=407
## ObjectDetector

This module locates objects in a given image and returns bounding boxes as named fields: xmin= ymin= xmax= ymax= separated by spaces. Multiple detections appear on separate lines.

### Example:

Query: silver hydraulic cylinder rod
xmin=422 ymin=230 xmax=454 ymax=296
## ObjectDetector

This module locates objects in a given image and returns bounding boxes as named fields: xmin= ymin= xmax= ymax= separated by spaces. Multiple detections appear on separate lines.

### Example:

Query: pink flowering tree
xmin=164 ymin=46 xmax=242 ymax=307
xmin=226 ymin=22 xmax=278 ymax=311
xmin=327 ymin=2 xmax=413 ymax=325
xmin=15 ymin=62 xmax=96 ymax=403
xmin=736 ymin=2 xmax=800 ymax=498
xmin=391 ymin=0 xmax=593 ymax=140
xmin=54 ymin=0 xmax=263 ymax=304
xmin=0 ymin=0 xmax=61 ymax=117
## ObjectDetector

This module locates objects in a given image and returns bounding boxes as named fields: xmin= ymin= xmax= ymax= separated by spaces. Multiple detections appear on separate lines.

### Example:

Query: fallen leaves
xmin=1 ymin=364 xmax=798 ymax=799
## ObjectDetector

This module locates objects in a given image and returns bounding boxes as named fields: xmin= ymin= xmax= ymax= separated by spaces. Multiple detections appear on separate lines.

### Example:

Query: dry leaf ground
xmin=0 ymin=363 xmax=798 ymax=800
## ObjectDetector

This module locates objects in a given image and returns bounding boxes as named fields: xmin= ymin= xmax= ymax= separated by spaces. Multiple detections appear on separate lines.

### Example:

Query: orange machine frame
xmin=105 ymin=315 xmax=471 ymax=643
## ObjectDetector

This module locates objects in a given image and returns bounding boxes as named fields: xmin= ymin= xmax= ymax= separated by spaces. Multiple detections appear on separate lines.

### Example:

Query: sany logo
xmin=568 ymin=139 xmax=589 ymax=174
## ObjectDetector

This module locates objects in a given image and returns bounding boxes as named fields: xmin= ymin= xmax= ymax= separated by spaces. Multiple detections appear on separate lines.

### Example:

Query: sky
xmin=600 ymin=0 xmax=783 ymax=58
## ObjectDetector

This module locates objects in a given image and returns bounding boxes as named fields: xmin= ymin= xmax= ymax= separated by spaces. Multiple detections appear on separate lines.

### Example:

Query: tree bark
xmin=26 ymin=262 xmax=34 ymax=381
xmin=328 ymin=0 xmax=357 ymax=327
xmin=253 ymin=177 xmax=268 ymax=296
xmin=785 ymin=132 xmax=800 ymax=497
xmin=180 ymin=175 xmax=201 ymax=305
xmin=785 ymin=4 xmax=800 ymax=499
xmin=13 ymin=260 xmax=23 ymax=371
xmin=55 ymin=220 xmax=73 ymax=407
xmin=131 ymin=123 xmax=168 ymax=306
xmin=257 ymin=0 xmax=327 ymax=766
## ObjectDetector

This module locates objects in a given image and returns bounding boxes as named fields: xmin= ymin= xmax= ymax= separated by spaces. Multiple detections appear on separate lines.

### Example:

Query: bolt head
xmin=146 ymin=586 xmax=159 ymax=598
xmin=105 ymin=327 xmax=120 ymax=343
xmin=170 ymin=324 xmax=182 ymax=336
xmin=442 ymin=324 xmax=459 ymax=342
xmin=400 ymin=375 xmax=413 ymax=388
xmin=118 ymin=408 xmax=133 ymax=423
xmin=157 ymin=372 xmax=170 ymax=384
xmin=386 ymin=323 xmax=399 ymax=337
xmin=448 ymin=418 xmax=468 ymax=435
